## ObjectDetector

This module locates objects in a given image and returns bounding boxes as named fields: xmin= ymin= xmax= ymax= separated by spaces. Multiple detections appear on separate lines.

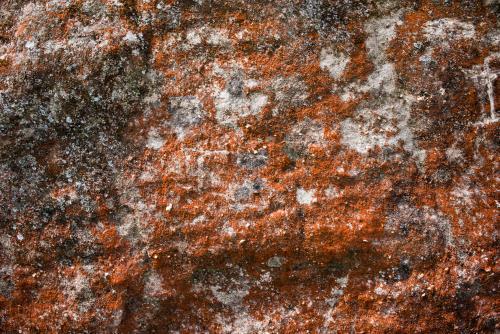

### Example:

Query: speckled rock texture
xmin=0 ymin=0 xmax=498 ymax=333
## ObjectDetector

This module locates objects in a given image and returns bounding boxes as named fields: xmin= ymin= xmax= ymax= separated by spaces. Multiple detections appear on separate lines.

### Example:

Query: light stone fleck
xmin=296 ymin=188 xmax=317 ymax=205
xmin=320 ymin=48 xmax=350 ymax=79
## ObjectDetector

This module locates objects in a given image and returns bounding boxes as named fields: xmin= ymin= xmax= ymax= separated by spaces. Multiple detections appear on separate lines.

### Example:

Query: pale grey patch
xmin=337 ymin=11 xmax=403 ymax=102
xmin=215 ymin=311 xmax=274 ymax=334
xmin=483 ymin=0 xmax=500 ymax=6
xmin=320 ymin=48 xmax=350 ymax=79
xmin=363 ymin=62 xmax=397 ymax=95
xmin=153 ymin=2 xmax=181 ymax=31
xmin=267 ymin=256 xmax=284 ymax=268
xmin=168 ymin=96 xmax=205 ymax=139
xmin=209 ymin=280 xmax=249 ymax=307
xmin=60 ymin=271 xmax=94 ymax=313
xmin=325 ymin=185 xmax=341 ymax=199
xmin=463 ymin=53 xmax=499 ymax=124
xmin=339 ymin=10 xmax=426 ymax=163
xmin=236 ymin=149 xmax=268 ymax=169
xmin=110 ymin=309 xmax=124 ymax=329
xmin=384 ymin=203 xmax=454 ymax=263
xmin=214 ymin=71 xmax=268 ymax=127
xmin=145 ymin=128 xmax=165 ymax=150
xmin=423 ymin=18 xmax=475 ymax=46
xmin=0 ymin=265 xmax=14 ymax=298
xmin=325 ymin=275 xmax=348 ymax=307
xmin=284 ymin=118 xmax=324 ymax=160
xmin=445 ymin=147 xmax=464 ymax=163
xmin=419 ymin=53 xmax=436 ymax=69
xmin=144 ymin=270 xmax=164 ymax=298
xmin=296 ymin=187 xmax=317 ymax=205
xmin=340 ymin=98 xmax=413 ymax=155
xmin=186 ymin=30 xmax=201 ymax=46
xmin=336 ymin=275 xmax=349 ymax=288
xmin=483 ymin=28 xmax=500 ymax=48
xmin=271 ymin=75 xmax=309 ymax=114
xmin=233 ymin=179 xmax=264 ymax=201
xmin=337 ymin=59 xmax=398 ymax=99
xmin=206 ymin=28 xmax=231 ymax=46
xmin=227 ymin=178 xmax=268 ymax=212
xmin=364 ymin=12 xmax=402 ymax=64
xmin=325 ymin=288 xmax=344 ymax=307
xmin=227 ymin=73 xmax=245 ymax=96
xmin=114 ymin=175 xmax=157 ymax=245
xmin=450 ymin=177 xmax=485 ymax=207
xmin=123 ymin=31 xmax=141 ymax=45
xmin=214 ymin=89 xmax=268 ymax=127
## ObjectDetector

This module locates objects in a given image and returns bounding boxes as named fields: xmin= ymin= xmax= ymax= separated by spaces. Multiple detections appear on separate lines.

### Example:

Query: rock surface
xmin=0 ymin=0 xmax=498 ymax=333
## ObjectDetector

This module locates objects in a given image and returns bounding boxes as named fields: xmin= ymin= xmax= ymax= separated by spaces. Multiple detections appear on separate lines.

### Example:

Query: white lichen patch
xmin=363 ymin=62 xmax=397 ymax=94
xmin=207 ymin=28 xmax=231 ymax=46
xmin=339 ymin=10 xmax=425 ymax=162
xmin=175 ymin=148 xmax=229 ymax=190
xmin=60 ymin=270 xmax=94 ymax=313
xmin=463 ymin=53 xmax=499 ymax=123
xmin=186 ymin=29 xmax=202 ymax=46
xmin=210 ymin=282 xmax=249 ymax=307
xmin=338 ymin=12 xmax=403 ymax=101
xmin=167 ymin=96 xmax=205 ymax=139
xmin=25 ymin=40 xmax=36 ymax=49
xmin=215 ymin=305 xmax=301 ymax=334
xmin=336 ymin=60 xmax=399 ymax=100
xmin=9 ymin=0 xmax=133 ymax=70
xmin=364 ymin=12 xmax=402 ymax=64
xmin=0 ymin=264 xmax=14 ymax=297
xmin=271 ymin=75 xmax=309 ymax=114
xmin=123 ymin=31 xmax=141 ymax=45
xmin=114 ymin=175 xmax=157 ymax=245
xmin=340 ymin=97 xmax=418 ymax=155
xmin=138 ymin=168 xmax=157 ymax=182
xmin=450 ymin=177 xmax=485 ymax=207
xmin=181 ymin=26 xmax=233 ymax=49
xmin=374 ymin=285 xmax=388 ymax=296
xmin=221 ymin=222 xmax=236 ymax=237
xmin=325 ymin=275 xmax=349 ymax=307
xmin=336 ymin=275 xmax=349 ymax=288
xmin=423 ymin=18 xmax=475 ymax=45
xmin=144 ymin=270 xmax=164 ymax=298
xmin=320 ymin=48 xmax=350 ymax=79
xmin=192 ymin=267 xmax=252 ymax=313
xmin=145 ymin=128 xmax=165 ymax=150
xmin=215 ymin=311 xmax=273 ymax=334
xmin=284 ymin=118 xmax=325 ymax=159
xmin=61 ymin=272 xmax=89 ymax=299
xmin=446 ymin=147 xmax=464 ymax=163
xmin=296 ymin=188 xmax=317 ymax=205
xmin=250 ymin=94 xmax=269 ymax=113
xmin=214 ymin=89 xmax=268 ymax=127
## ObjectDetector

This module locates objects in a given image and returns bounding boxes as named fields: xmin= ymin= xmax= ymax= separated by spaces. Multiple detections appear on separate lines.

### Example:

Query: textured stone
xmin=0 ymin=0 xmax=498 ymax=333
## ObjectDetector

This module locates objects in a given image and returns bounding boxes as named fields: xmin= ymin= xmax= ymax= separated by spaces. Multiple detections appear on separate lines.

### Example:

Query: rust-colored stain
xmin=0 ymin=0 xmax=498 ymax=333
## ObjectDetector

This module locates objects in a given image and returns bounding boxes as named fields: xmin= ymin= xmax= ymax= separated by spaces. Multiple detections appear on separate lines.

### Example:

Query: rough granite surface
xmin=0 ymin=0 xmax=499 ymax=333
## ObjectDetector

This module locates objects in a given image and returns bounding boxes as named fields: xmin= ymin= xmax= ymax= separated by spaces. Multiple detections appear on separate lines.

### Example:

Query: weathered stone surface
xmin=0 ymin=0 xmax=498 ymax=333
